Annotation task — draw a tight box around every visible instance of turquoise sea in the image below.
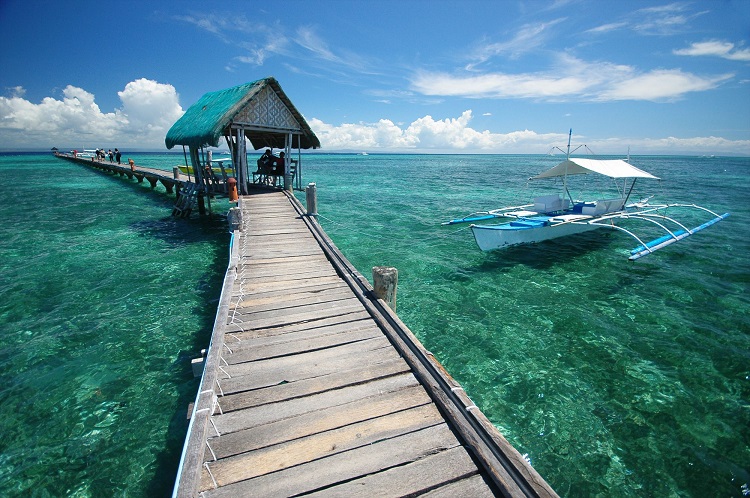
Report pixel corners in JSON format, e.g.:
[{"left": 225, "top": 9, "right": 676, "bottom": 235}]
[{"left": 0, "top": 152, "right": 748, "bottom": 497}]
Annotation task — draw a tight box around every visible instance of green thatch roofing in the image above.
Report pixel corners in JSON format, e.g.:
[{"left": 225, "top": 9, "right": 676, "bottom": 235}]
[{"left": 165, "top": 77, "right": 321, "bottom": 150}]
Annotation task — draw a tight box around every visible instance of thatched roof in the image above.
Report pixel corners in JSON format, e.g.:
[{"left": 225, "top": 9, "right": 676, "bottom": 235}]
[{"left": 165, "top": 77, "right": 321, "bottom": 150}]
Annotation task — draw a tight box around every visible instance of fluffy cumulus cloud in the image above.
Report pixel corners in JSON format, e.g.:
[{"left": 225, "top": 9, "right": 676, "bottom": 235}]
[
  {"left": 0, "top": 79, "right": 183, "bottom": 149},
  {"left": 308, "top": 111, "right": 750, "bottom": 155},
  {"left": 310, "top": 111, "right": 564, "bottom": 153}
]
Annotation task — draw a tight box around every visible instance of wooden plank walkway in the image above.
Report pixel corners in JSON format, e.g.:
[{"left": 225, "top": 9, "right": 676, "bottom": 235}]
[{"left": 174, "top": 190, "right": 558, "bottom": 498}]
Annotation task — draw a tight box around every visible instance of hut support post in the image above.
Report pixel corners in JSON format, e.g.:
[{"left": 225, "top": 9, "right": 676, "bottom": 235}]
[
  {"left": 296, "top": 146, "right": 302, "bottom": 190},
  {"left": 283, "top": 132, "right": 292, "bottom": 191},
  {"left": 237, "top": 128, "right": 248, "bottom": 195},
  {"left": 189, "top": 146, "right": 207, "bottom": 215}
]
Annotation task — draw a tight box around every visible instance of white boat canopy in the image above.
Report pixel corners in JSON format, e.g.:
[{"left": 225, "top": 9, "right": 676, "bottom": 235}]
[{"left": 532, "top": 158, "right": 659, "bottom": 180}]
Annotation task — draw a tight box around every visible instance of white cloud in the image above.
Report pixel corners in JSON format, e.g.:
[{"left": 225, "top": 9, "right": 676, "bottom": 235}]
[
  {"left": 0, "top": 79, "right": 183, "bottom": 149},
  {"left": 1, "top": 82, "right": 747, "bottom": 155},
  {"left": 310, "top": 111, "right": 565, "bottom": 152},
  {"left": 674, "top": 40, "right": 750, "bottom": 62},
  {"left": 632, "top": 2, "right": 706, "bottom": 35},
  {"left": 596, "top": 69, "right": 733, "bottom": 101},
  {"left": 466, "top": 18, "right": 567, "bottom": 69},
  {"left": 585, "top": 22, "right": 628, "bottom": 34},
  {"left": 307, "top": 112, "right": 750, "bottom": 155},
  {"left": 118, "top": 79, "right": 184, "bottom": 132},
  {"left": 411, "top": 54, "right": 733, "bottom": 102}
]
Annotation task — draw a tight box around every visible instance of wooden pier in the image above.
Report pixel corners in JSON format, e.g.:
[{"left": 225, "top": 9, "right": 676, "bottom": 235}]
[
  {"left": 174, "top": 190, "right": 558, "bottom": 497},
  {"left": 56, "top": 153, "right": 193, "bottom": 193},
  {"left": 55, "top": 152, "right": 233, "bottom": 217}
]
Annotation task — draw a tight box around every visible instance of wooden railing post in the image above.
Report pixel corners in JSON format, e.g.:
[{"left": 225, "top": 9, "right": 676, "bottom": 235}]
[
  {"left": 228, "top": 207, "right": 242, "bottom": 232},
  {"left": 372, "top": 266, "right": 398, "bottom": 311},
  {"left": 305, "top": 182, "right": 318, "bottom": 217}
]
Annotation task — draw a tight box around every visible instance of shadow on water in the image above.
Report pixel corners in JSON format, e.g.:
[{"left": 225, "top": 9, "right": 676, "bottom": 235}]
[
  {"left": 145, "top": 267, "right": 226, "bottom": 496},
  {"left": 145, "top": 268, "right": 228, "bottom": 496},
  {"left": 126, "top": 213, "right": 231, "bottom": 496},
  {"left": 475, "top": 230, "right": 619, "bottom": 271},
  {"left": 130, "top": 214, "right": 229, "bottom": 248},
  {"left": 80, "top": 164, "right": 181, "bottom": 209}
]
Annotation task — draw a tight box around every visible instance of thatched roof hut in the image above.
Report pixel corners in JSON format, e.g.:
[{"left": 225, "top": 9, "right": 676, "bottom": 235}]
[
  {"left": 165, "top": 77, "right": 320, "bottom": 151},
  {"left": 165, "top": 77, "right": 320, "bottom": 195}
]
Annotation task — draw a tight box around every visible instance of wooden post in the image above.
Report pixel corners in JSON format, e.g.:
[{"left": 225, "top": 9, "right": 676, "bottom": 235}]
[
  {"left": 372, "top": 266, "right": 398, "bottom": 311},
  {"left": 228, "top": 207, "right": 242, "bottom": 231},
  {"left": 173, "top": 167, "right": 180, "bottom": 179},
  {"left": 305, "top": 182, "right": 318, "bottom": 217}
]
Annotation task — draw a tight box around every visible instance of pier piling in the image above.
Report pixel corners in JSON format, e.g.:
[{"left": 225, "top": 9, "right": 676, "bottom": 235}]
[{"left": 372, "top": 266, "right": 398, "bottom": 311}]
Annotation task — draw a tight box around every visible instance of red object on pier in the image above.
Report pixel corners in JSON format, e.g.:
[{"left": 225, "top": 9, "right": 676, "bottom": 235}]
[{"left": 227, "top": 178, "right": 238, "bottom": 202}]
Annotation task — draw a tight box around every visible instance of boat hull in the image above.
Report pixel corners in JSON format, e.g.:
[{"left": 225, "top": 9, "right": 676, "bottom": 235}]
[{"left": 471, "top": 220, "right": 601, "bottom": 251}]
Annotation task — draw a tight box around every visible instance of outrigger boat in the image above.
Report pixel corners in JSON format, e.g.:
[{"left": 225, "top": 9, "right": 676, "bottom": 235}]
[{"left": 444, "top": 132, "right": 729, "bottom": 261}]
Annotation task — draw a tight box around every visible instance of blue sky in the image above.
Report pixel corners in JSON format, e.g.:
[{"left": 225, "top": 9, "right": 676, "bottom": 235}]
[{"left": 1, "top": 0, "right": 749, "bottom": 154}]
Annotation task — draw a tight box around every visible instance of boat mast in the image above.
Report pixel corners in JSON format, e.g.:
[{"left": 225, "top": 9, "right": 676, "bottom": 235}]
[{"left": 563, "top": 129, "right": 573, "bottom": 204}]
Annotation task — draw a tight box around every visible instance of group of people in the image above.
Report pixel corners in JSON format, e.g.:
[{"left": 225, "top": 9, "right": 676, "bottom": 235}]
[
  {"left": 257, "top": 149, "right": 286, "bottom": 174},
  {"left": 94, "top": 148, "right": 122, "bottom": 164},
  {"left": 255, "top": 149, "right": 294, "bottom": 186}
]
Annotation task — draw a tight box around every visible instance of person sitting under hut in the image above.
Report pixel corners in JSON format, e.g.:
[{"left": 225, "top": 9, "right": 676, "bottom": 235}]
[{"left": 255, "top": 149, "right": 274, "bottom": 184}]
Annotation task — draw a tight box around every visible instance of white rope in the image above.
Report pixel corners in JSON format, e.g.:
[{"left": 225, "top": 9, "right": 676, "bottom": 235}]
[
  {"left": 203, "top": 462, "right": 218, "bottom": 489},
  {"left": 209, "top": 418, "right": 221, "bottom": 437},
  {"left": 206, "top": 440, "right": 218, "bottom": 461}
]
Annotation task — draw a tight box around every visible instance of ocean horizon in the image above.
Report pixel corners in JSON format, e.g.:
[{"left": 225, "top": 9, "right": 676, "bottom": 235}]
[{"left": 1, "top": 152, "right": 748, "bottom": 497}]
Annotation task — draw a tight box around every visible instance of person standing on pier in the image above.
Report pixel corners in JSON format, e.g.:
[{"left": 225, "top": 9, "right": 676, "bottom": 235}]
[
  {"left": 115, "top": 149, "right": 121, "bottom": 164},
  {"left": 108, "top": 149, "right": 114, "bottom": 162}
]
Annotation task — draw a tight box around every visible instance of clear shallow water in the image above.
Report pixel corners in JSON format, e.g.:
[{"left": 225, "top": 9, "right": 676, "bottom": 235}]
[
  {"left": 0, "top": 153, "right": 231, "bottom": 496},
  {"left": 1, "top": 152, "right": 748, "bottom": 497},
  {"left": 298, "top": 154, "right": 750, "bottom": 497}
]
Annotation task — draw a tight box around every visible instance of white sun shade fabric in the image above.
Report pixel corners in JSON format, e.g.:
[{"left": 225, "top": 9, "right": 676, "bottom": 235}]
[{"left": 532, "top": 158, "right": 660, "bottom": 180}]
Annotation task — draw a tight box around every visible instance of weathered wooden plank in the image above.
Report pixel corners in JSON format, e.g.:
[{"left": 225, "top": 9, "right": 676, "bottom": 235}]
[
  {"left": 228, "top": 299, "right": 366, "bottom": 330},
  {"left": 302, "top": 445, "right": 479, "bottom": 497},
  {"left": 226, "top": 317, "right": 375, "bottom": 353},
  {"left": 234, "top": 282, "right": 348, "bottom": 308},
  {"left": 201, "top": 423, "right": 462, "bottom": 498},
  {"left": 231, "top": 289, "right": 359, "bottom": 319},
  {"left": 245, "top": 226, "right": 310, "bottom": 237},
  {"left": 420, "top": 474, "right": 498, "bottom": 498},
  {"left": 209, "top": 384, "right": 432, "bottom": 460},
  {"left": 214, "top": 372, "right": 420, "bottom": 434},
  {"left": 241, "top": 253, "right": 329, "bottom": 267},
  {"left": 218, "top": 356, "right": 411, "bottom": 412},
  {"left": 225, "top": 310, "right": 371, "bottom": 338},
  {"left": 232, "top": 274, "right": 341, "bottom": 294},
  {"left": 223, "top": 323, "right": 383, "bottom": 365},
  {"left": 242, "top": 244, "right": 316, "bottom": 256},
  {"left": 220, "top": 338, "right": 399, "bottom": 393},
  {"left": 241, "top": 262, "right": 340, "bottom": 280},
  {"left": 235, "top": 267, "right": 338, "bottom": 285},
  {"left": 199, "top": 404, "right": 448, "bottom": 491},
  {"left": 231, "top": 296, "right": 362, "bottom": 321},
  {"left": 234, "top": 287, "right": 356, "bottom": 314}
]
